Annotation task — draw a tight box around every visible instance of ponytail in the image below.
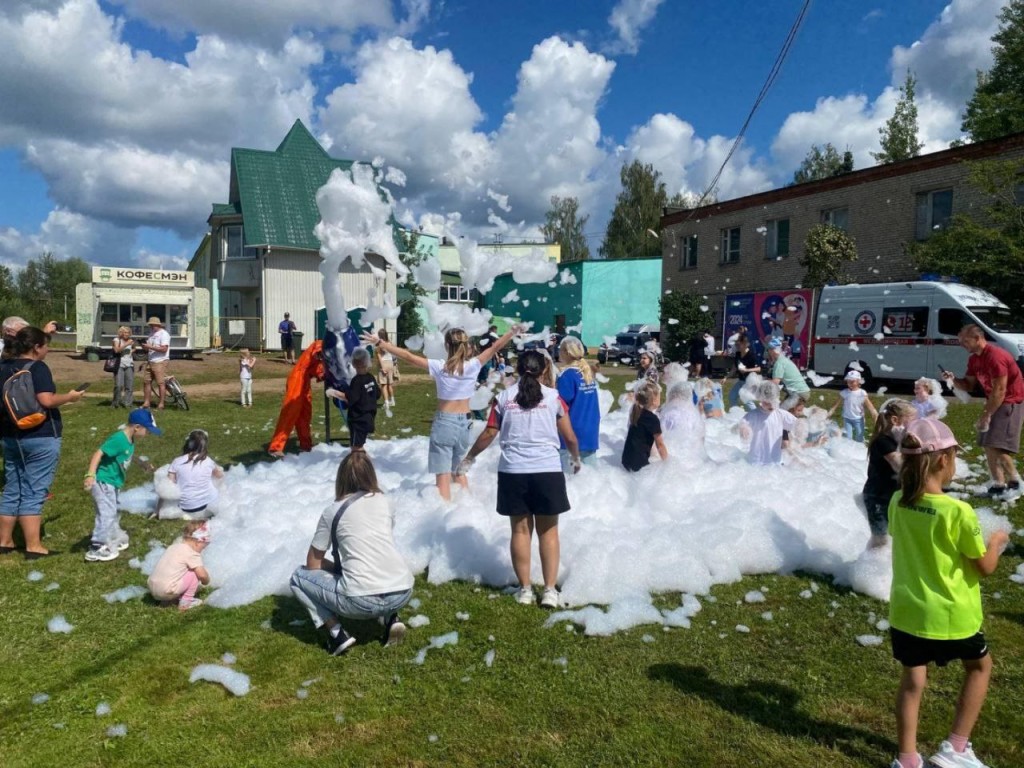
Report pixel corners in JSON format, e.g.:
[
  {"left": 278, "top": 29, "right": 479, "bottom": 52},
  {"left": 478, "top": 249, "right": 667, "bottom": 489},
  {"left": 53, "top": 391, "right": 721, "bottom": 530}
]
[
  {"left": 869, "top": 399, "right": 915, "bottom": 449},
  {"left": 182, "top": 429, "right": 210, "bottom": 466},
  {"left": 515, "top": 350, "right": 545, "bottom": 409},
  {"left": 558, "top": 336, "right": 593, "bottom": 385},
  {"left": 443, "top": 328, "right": 474, "bottom": 376}
]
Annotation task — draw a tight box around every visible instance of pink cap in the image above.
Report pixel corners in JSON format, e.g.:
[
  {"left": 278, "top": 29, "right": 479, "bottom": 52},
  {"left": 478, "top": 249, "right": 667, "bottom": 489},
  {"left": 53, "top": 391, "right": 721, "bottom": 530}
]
[
  {"left": 900, "top": 419, "right": 959, "bottom": 454},
  {"left": 189, "top": 522, "right": 211, "bottom": 542}
]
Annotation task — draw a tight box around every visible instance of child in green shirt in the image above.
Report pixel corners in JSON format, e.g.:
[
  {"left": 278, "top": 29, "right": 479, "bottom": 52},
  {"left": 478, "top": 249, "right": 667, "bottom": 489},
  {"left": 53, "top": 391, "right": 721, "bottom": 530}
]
[
  {"left": 83, "top": 408, "right": 161, "bottom": 562},
  {"left": 887, "top": 419, "right": 1009, "bottom": 768}
]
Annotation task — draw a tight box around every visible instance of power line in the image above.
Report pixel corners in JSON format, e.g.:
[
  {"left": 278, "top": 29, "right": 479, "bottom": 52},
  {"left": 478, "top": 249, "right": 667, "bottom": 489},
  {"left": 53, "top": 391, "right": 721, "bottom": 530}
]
[{"left": 689, "top": 0, "right": 813, "bottom": 213}]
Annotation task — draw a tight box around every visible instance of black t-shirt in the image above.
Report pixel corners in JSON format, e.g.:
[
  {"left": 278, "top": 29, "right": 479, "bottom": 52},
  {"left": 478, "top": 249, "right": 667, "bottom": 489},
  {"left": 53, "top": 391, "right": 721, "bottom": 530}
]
[
  {"left": 346, "top": 373, "right": 380, "bottom": 420},
  {"left": 0, "top": 359, "right": 61, "bottom": 439},
  {"left": 735, "top": 349, "right": 759, "bottom": 381},
  {"left": 688, "top": 337, "right": 708, "bottom": 365},
  {"left": 863, "top": 433, "right": 899, "bottom": 497},
  {"left": 621, "top": 409, "right": 662, "bottom": 471}
]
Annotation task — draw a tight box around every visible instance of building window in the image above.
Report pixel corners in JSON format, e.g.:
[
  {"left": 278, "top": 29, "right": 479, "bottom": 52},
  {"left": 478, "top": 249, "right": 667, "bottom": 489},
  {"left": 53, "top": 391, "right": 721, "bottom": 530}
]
[
  {"left": 438, "top": 284, "right": 479, "bottom": 303},
  {"left": 224, "top": 225, "right": 259, "bottom": 259},
  {"left": 679, "top": 234, "right": 698, "bottom": 270},
  {"left": 914, "top": 189, "right": 953, "bottom": 240},
  {"left": 720, "top": 227, "right": 741, "bottom": 264},
  {"left": 821, "top": 207, "right": 849, "bottom": 231},
  {"left": 765, "top": 219, "right": 790, "bottom": 259}
]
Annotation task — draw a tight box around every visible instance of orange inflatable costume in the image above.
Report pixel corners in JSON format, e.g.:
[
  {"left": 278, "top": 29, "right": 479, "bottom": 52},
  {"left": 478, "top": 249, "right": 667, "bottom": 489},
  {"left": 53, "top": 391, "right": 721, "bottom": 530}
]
[{"left": 268, "top": 341, "right": 325, "bottom": 455}]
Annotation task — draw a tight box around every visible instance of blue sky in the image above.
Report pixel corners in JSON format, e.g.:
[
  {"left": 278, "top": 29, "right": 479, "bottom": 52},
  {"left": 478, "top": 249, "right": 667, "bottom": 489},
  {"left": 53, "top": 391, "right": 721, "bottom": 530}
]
[{"left": 0, "top": 0, "right": 1007, "bottom": 270}]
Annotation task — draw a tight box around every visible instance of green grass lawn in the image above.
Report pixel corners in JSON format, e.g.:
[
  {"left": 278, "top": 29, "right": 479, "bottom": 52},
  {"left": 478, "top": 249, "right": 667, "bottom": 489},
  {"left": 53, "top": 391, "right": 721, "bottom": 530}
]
[{"left": 0, "top": 379, "right": 1021, "bottom": 768}]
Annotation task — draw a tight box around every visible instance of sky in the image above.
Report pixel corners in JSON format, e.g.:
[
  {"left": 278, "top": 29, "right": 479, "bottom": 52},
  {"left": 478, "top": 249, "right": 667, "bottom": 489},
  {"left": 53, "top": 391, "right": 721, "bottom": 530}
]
[{"left": 0, "top": 0, "right": 1009, "bottom": 273}]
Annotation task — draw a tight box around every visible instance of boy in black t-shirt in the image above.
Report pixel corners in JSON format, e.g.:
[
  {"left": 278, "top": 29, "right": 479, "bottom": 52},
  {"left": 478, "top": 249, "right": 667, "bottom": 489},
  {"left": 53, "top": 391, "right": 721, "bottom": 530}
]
[{"left": 343, "top": 349, "right": 381, "bottom": 450}]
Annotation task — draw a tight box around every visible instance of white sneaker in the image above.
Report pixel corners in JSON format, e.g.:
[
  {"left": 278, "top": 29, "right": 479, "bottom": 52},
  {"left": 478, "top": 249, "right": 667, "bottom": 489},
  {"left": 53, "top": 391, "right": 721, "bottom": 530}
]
[
  {"left": 889, "top": 757, "right": 922, "bottom": 768},
  {"left": 929, "top": 741, "right": 989, "bottom": 768},
  {"left": 514, "top": 586, "right": 535, "bottom": 605},
  {"left": 540, "top": 587, "right": 561, "bottom": 609},
  {"left": 113, "top": 535, "right": 130, "bottom": 552},
  {"left": 84, "top": 544, "right": 118, "bottom": 562},
  {"left": 178, "top": 598, "right": 204, "bottom": 612}
]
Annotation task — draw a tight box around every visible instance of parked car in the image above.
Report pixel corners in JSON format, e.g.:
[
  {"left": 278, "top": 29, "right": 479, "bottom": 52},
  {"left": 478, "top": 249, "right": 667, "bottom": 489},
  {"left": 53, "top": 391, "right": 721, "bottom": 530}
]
[{"left": 597, "top": 324, "right": 662, "bottom": 366}]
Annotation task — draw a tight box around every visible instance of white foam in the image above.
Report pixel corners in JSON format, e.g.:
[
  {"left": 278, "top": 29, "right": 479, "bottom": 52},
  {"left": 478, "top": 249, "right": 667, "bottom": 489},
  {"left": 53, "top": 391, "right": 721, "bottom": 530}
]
[
  {"left": 103, "top": 586, "right": 148, "bottom": 603},
  {"left": 47, "top": 615, "right": 74, "bottom": 634},
  {"left": 189, "top": 664, "right": 251, "bottom": 696}
]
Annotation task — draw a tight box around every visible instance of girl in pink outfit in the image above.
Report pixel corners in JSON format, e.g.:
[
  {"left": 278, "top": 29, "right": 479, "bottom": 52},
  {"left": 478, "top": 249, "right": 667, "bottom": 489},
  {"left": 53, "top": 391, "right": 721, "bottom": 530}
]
[{"left": 148, "top": 521, "right": 211, "bottom": 611}]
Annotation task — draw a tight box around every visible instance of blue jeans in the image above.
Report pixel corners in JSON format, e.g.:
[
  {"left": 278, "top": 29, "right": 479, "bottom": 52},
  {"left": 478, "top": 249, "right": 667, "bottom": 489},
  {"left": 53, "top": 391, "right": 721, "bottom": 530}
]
[
  {"left": 1, "top": 437, "right": 61, "bottom": 516},
  {"left": 290, "top": 567, "right": 412, "bottom": 630},
  {"left": 844, "top": 417, "right": 866, "bottom": 442},
  {"left": 428, "top": 412, "right": 473, "bottom": 474}
]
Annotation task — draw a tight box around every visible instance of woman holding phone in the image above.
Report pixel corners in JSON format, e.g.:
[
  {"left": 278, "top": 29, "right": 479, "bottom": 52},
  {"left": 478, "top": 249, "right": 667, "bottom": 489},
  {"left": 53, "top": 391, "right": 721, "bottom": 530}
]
[{"left": 0, "top": 326, "right": 85, "bottom": 558}]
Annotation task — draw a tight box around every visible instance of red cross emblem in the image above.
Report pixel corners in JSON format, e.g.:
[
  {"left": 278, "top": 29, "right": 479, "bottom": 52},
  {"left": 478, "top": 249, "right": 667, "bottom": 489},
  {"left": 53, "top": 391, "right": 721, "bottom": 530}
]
[{"left": 855, "top": 311, "right": 875, "bottom": 334}]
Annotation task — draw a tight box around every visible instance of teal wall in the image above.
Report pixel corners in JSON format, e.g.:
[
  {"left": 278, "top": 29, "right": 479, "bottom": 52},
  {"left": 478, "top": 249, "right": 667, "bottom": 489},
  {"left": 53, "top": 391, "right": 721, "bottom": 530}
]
[{"left": 480, "top": 258, "right": 661, "bottom": 349}]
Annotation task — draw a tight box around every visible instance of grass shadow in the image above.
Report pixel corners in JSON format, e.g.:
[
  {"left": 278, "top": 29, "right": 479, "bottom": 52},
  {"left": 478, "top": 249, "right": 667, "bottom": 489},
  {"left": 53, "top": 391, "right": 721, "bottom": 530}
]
[
  {"left": 993, "top": 610, "right": 1024, "bottom": 628},
  {"left": 269, "top": 594, "right": 385, "bottom": 652},
  {"left": 648, "top": 663, "right": 895, "bottom": 763}
]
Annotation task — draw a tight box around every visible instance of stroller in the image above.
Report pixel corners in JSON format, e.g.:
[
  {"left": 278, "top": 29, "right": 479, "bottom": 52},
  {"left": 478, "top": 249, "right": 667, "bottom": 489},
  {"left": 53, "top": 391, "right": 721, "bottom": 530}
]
[{"left": 164, "top": 375, "right": 190, "bottom": 411}]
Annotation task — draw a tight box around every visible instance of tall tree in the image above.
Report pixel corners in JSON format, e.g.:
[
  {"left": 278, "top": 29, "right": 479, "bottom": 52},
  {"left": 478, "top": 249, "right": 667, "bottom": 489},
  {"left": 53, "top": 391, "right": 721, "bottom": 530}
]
[
  {"left": 792, "top": 143, "right": 854, "bottom": 184},
  {"left": 659, "top": 291, "right": 709, "bottom": 362},
  {"left": 395, "top": 231, "right": 429, "bottom": 343},
  {"left": 667, "top": 189, "right": 719, "bottom": 209},
  {"left": 600, "top": 160, "right": 667, "bottom": 259},
  {"left": 15, "top": 252, "right": 89, "bottom": 322},
  {"left": 962, "top": 0, "right": 1024, "bottom": 142},
  {"left": 872, "top": 71, "right": 924, "bottom": 164},
  {"left": 800, "top": 225, "right": 858, "bottom": 287},
  {"left": 910, "top": 159, "right": 1024, "bottom": 312},
  {"left": 540, "top": 195, "right": 590, "bottom": 262}
]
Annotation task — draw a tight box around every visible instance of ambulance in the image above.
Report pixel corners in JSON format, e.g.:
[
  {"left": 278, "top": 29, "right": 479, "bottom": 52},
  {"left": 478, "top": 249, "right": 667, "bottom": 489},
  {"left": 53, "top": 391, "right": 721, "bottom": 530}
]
[{"left": 811, "top": 282, "right": 1024, "bottom": 384}]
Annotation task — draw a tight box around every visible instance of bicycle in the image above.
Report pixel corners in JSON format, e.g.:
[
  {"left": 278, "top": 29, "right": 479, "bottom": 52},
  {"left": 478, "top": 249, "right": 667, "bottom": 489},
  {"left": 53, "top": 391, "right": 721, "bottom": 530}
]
[{"left": 164, "top": 375, "right": 190, "bottom": 411}]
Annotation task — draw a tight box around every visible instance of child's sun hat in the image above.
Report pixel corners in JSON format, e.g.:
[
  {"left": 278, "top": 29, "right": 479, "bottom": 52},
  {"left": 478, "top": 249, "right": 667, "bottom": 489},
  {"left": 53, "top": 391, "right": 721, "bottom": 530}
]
[{"left": 900, "top": 419, "right": 959, "bottom": 454}]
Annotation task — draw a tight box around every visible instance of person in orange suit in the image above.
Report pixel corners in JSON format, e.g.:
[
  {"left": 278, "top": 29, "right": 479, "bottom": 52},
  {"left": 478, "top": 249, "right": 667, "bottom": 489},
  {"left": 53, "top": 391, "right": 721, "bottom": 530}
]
[{"left": 268, "top": 341, "right": 325, "bottom": 457}]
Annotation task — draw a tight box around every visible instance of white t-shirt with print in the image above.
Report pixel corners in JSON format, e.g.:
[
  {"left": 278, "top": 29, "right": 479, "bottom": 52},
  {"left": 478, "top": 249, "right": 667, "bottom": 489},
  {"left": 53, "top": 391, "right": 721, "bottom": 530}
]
[
  {"left": 840, "top": 388, "right": 869, "bottom": 420},
  {"left": 146, "top": 328, "right": 171, "bottom": 363},
  {"left": 427, "top": 358, "right": 482, "bottom": 400},
  {"left": 744, "top": 407, "right": 797, "bottom": 465},
  {"left": 169, "top": 455, "right": 219, "bottom": 510},
  {"left": 493, "top": 383, "right": 565, "bottom": 474}
]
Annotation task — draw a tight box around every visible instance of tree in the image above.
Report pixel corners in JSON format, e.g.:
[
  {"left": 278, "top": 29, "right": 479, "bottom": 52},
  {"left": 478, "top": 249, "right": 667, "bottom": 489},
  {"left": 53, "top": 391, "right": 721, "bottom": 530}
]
[
  {"left": 962, "top": 0, "right": 1024, "bottom": 142},
  {"left": 667, "top": 189, "right": 719, "bottom": 209},
  {"left": 910, "top": 159, "right": 1024, "bottom": 312},
  {"left": 600, "top": 160, "right": 667, "bottom": 259},
  {"left": 800, "top": 225, "right": 858, "bottom": 287},
  {"left": 395, "top": 231, "right": 429, "bottom": 342},
  {"left": 659, "top": 291, "right": 709, "bottom": 362},
  {"left": 872, "top": 71, "right": 923, "bottom": 164},
  {"left": 540, "top": 196, "right": 590, "bottom": 262},
  {"left": 14, "top": 252, "right": 89, "bottom": 324},
  {"left": 792, "top": 143, "right": 854, "bottom": 184}
]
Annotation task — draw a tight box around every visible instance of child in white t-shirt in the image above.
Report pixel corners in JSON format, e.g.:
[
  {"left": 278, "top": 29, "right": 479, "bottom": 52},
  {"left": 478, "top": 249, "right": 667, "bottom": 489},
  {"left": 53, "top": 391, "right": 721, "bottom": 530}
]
[
  {"left": 168, "top": 430, "right": 224, "bottom": 517},
  {"left": 239, "top": 348, "right": 256, "bottom": 407},
  {"left": 912, "top": 377, "right": 947, "bottom": 420},
  {"left": 148, "top": 521, "right": 211, "bottom": 611},
  {"left": 828, "top": 370, "right": 878, "bottom": 442},
  {"left": 740, "top": 381, "right": 797, "bottom": 465}
]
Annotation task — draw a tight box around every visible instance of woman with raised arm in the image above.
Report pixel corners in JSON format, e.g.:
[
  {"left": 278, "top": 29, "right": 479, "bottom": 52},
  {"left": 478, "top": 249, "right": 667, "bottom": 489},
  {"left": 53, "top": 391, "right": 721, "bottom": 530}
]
[{"left": 361, "top": 324, "right": 520, "bottom": 500}]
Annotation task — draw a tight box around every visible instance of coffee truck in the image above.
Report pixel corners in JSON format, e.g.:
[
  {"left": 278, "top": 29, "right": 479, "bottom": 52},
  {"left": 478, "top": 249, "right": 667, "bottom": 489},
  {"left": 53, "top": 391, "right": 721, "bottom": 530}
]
[{"left": 76, "top": 267, "right": 211, "bottom": 360}]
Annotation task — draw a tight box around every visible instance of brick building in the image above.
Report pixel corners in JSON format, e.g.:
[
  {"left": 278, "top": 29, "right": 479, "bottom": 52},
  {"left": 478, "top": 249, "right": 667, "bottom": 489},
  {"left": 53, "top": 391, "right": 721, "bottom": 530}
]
[{"left": 659, "top": 132, "right": 1024, "bottom": 341}]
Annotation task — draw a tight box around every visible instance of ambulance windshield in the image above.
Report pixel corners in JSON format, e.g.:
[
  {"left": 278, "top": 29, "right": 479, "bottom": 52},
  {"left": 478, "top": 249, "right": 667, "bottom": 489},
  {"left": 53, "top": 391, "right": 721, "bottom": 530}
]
[{"left": 969, "top": 306, "right": 1024, "bottom": 335}]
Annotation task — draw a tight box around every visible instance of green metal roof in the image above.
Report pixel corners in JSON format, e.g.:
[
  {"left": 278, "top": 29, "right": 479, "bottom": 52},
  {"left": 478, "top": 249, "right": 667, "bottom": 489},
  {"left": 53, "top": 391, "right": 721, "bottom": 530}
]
[{"left": 217, "top": 120, "right": 353, "bottom": 251}]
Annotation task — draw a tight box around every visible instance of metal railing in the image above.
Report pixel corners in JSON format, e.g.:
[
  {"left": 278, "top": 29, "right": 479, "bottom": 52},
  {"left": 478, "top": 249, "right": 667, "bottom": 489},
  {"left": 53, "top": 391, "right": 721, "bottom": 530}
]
[{"left": 213, "top": 316, "right": 264, "bottom": 352}]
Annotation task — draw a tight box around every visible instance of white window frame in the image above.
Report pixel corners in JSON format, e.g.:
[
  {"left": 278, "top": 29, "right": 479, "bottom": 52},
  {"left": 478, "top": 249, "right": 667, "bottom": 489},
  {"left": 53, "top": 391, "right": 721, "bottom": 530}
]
[{"left": 720, "top": 227, "right": 741, "bottom": 264}]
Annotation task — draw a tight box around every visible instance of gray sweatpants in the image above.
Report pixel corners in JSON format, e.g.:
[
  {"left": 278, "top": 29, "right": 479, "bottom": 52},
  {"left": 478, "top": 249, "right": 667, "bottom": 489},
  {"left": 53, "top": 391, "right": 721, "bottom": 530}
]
[{"left": 90, "top": 482, "right": 126, "bottom": 548}]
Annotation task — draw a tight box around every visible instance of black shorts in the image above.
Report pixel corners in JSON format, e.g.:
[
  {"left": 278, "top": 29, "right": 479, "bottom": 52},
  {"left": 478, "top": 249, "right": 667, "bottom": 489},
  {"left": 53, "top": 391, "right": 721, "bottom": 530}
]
[
  {"left": 890, "top": 627, "right": 989, "bottom": 668},
  {"left": 496, "top": 471, "right": 570, "bottom": 517}
]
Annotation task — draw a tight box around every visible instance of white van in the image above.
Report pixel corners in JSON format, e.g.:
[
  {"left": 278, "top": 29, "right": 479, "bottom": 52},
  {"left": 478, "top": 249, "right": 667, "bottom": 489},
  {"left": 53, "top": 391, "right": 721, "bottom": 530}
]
[{"left": 812, "top": 282, "right": 1024, "bottom": 384}]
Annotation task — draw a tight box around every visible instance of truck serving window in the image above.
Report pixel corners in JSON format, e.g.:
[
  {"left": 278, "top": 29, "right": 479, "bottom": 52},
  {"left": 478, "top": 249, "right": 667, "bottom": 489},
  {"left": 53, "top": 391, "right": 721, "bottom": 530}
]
[
  {"left": 968, "top": 306, "right": 1024, "bottom": 335},
  {"left": 882, "top": 307, "right": 928, "bottom": 337}
]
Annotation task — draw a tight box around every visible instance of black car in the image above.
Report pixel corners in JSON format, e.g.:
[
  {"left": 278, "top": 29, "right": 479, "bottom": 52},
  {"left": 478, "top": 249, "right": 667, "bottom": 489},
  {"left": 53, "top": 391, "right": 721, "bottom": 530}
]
[{"left": 597, "top": 324, "right": 661, "bottom": 366}]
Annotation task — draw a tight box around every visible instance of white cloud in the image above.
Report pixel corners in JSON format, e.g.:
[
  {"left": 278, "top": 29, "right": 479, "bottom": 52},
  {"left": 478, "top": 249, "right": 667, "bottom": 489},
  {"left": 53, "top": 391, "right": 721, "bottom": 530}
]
[
  {"left": 109, "top": 0, "right": 399, "bottom": 47},
  {"left": 604, "top": 0, "right": 665, "bottom": 55},
  {"left": 0, "top": 210, "right": 137, "bottom": 270}
]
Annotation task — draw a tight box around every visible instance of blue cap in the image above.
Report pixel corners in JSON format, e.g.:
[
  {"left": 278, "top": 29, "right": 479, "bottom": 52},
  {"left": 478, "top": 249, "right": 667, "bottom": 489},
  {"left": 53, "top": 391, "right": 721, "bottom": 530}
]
[
  {"left": 767, "top": 338, "right": 783, "bottom": 349},
  {"left": 128, "top": 408, "right": 163, "bottom": 435}
]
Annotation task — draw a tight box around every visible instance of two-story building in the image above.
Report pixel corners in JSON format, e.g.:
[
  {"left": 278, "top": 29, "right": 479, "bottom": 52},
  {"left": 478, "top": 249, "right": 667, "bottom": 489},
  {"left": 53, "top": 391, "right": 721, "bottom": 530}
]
[{"left": 660, "top": 131, "right": 1024, "bottom": 343}]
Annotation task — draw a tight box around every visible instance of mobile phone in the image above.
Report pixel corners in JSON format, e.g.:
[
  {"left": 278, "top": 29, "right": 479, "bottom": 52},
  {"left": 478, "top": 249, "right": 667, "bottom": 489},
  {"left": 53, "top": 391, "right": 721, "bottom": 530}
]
[
  {"left": 937, "top": 364, "right": 948, "bottom": 374},
  {"left": 73, "top": 382, "right": 91, "bottom": 392}
]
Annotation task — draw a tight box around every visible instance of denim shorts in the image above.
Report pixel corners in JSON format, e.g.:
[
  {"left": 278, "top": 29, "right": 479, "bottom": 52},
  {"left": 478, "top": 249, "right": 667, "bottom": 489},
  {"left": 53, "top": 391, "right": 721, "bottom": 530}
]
[
  {"left": 428, "top": 412, "right": 473, "bottom": 474},
  {"left": 1, "top": 436, "right": 62, "bottom": 517}
]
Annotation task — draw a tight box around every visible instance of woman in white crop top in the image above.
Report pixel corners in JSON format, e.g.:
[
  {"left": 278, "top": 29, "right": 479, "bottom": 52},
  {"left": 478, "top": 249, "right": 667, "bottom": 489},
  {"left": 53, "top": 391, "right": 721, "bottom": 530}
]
[{"left": 362, "top": 325, "right": 520, "bottom": 500}]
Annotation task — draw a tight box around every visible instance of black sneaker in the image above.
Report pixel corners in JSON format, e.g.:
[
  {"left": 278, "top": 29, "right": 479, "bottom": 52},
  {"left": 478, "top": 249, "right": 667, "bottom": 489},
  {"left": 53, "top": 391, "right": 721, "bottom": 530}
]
[
  {"left": 987, "top": 485, "right": 1007, "bottom": 497},
  {"left": 1008, "top": 480, "right": 1020, "bottom": 491},
  {"left": 382, "top": 613, "right": 406, "bottom": 647},
  {"left": 326, "top": 628, "right": 357, "bottom": 656}
]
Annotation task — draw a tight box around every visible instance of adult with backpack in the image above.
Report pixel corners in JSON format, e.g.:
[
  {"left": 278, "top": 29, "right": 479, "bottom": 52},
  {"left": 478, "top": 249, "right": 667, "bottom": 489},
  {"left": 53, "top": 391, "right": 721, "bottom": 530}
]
[{"left": 0, "top": 326, "right": 85, "bottom": 558}]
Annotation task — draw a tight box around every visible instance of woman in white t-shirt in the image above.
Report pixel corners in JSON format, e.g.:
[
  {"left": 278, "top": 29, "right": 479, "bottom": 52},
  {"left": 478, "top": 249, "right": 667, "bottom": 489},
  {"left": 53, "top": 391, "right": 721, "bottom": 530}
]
[
  {"left": 289, "top": 451, "right": 414, "bottom": 655},
  {"left": 168, "top": 430, "right": 224, "bottom": 516},
  {"left": 361, "top": 325, "right": 520, "bottom": 501},
  {"left": 457, "top": 350, "right": 581, "bottom": 609}
]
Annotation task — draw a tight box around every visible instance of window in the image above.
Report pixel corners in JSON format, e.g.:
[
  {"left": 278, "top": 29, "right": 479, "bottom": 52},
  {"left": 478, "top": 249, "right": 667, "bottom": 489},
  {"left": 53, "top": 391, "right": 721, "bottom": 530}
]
[
  {"left": 438, "top": 284, "right": 478, "bottom": 303},
  {"left": 679, "top": 234, "right": 698, "bottom": 269},
  {"left": 720, "top": 227, "right": 740, "bottom": 264},
  {"left": 821, "top": 207, "right": 849, "bottom": 231},
  {"left": 224, "top": 225, "right": 259, "bottom": 259},
  {"left": 882, "top": 307, "right": 929, "bottom": 337},
  {"left": 937, "top": 308, "right": 971, "bottom": 337},
  {"left": 765, "top": 219, "right": 790, "bottom": 259},
  {"left": 914, "top": 189, "right": 953, "bottom": 240}
]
